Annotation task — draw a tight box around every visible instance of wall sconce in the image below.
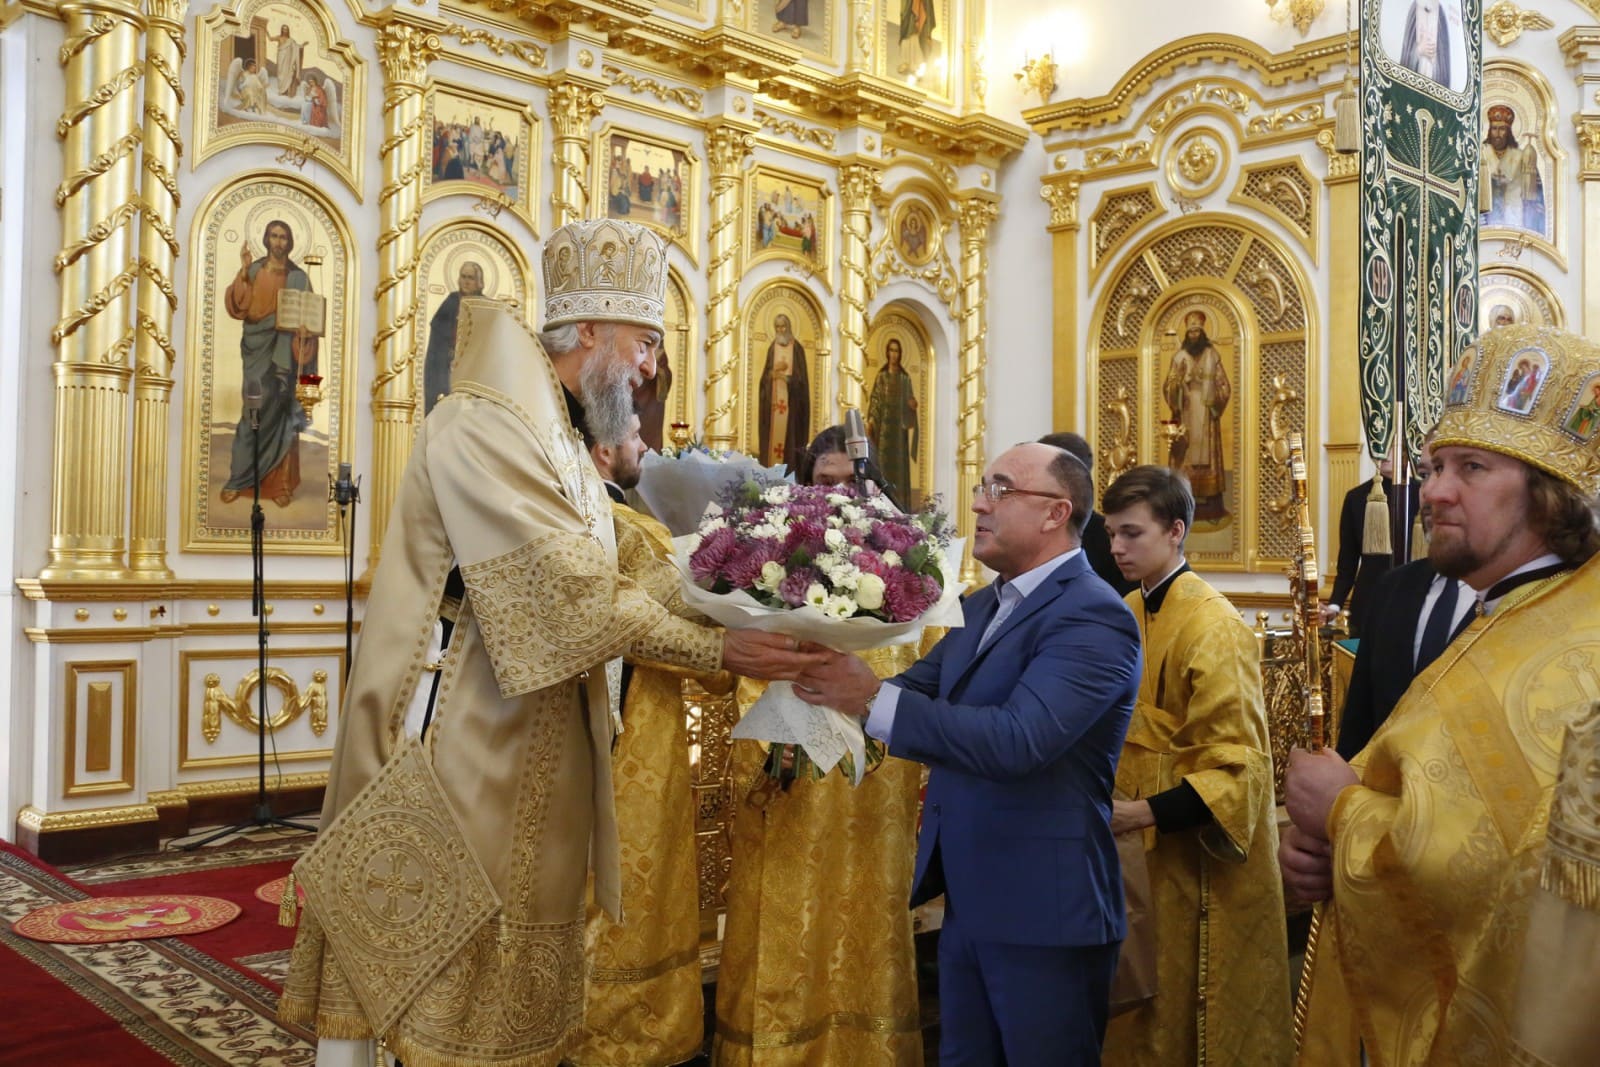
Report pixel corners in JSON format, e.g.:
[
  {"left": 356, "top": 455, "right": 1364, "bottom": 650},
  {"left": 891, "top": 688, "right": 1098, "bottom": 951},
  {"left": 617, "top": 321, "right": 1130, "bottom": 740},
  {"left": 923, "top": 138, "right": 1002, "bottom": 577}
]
[
  {"left": 1015, "top": 52, "right": 1058, "bottom": 104},
  {"left": 1265, "top": 0, "right": 1326, "bottom": 36}
]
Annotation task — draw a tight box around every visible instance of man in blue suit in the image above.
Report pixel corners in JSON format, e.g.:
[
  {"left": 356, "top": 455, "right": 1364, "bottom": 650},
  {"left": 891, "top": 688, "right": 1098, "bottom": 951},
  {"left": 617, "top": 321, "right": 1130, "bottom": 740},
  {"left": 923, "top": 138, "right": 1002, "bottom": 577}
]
[{"left": 797, "top": 441, "right": 1143, "bottom": 1064}]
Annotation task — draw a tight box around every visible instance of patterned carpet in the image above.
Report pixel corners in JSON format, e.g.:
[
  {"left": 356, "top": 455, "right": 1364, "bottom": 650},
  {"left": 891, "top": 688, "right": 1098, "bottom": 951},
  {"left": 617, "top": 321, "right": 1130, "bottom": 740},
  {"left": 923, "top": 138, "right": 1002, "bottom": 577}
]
[{"left": 0, "top": 841, "right": 314, "bottom": 1066}]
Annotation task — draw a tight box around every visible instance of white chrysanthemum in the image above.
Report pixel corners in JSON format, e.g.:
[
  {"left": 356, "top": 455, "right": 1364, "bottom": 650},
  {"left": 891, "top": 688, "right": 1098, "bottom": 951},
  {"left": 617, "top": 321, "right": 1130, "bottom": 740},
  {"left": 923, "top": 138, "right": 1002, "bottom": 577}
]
[
  {"left": 821, "top": 594, "right": 857, "bottom": 620},
  {"left": 826, "top": 515, "right": 844, "bottom": 529},
  {"left": 851, "top": 517, "right": 874, "bottom": 534},
  {"left": 762, "top": 484, "right": 793, "bottom": 505},
  {"left": 856, "top": 572, "right": 886, "bottom": 611},
  {"left": 700, "top": 516, "right": 727, "bottom": 533},
  {"left": 757, "top": 560, "right": 786, "bottom": 593},
  {"left": 841, "top": 504, "right": 865, "bottom": 524},
  {"left": 882, "top": 550, "right": 902, "bottom": 568},
  {"left": 824, "top": 528, "right": 846, "bottom": 550},
  {"left": 804, "top": 583, "right": 828, "bottom": 609},
  {"left": 826, "top": 492, "right": 851, "bottom": 506},
  {"left": 750, "top": 522, "right": 787, "bottom": 541}
]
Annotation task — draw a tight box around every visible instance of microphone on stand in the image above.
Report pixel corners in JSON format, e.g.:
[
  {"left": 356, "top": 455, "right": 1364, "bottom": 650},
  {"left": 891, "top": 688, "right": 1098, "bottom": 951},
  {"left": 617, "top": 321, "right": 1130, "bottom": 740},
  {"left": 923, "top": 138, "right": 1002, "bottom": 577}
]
[
  {"left": 844, "top": 408, "right": 871, "bottom": 492},
  {"left": 242, "top": 379, "right": 263, "bottom": 430},
  {"left": 332, "top": 461, "right": 360, "bottom": 507}
]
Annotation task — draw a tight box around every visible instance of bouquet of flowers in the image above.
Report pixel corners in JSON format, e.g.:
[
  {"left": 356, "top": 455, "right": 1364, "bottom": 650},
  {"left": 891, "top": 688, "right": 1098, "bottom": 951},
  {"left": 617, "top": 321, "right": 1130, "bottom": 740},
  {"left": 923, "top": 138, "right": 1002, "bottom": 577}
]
[
  {"left": 673, "top": 481, "right": 965, "bottom": 783},
  {"left": 634, "top": 444, "right": 791, "bottom": 536}
]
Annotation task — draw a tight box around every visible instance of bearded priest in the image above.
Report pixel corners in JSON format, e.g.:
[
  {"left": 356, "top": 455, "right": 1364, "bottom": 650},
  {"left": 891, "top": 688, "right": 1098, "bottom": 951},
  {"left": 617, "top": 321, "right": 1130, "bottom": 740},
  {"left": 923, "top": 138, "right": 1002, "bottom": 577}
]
[
  {"left": 278, "top": 219, "right": 820, "bottom": 1067},
  {"left": 1285, "top": 325, "right": 1600, "bottom": 1065}
]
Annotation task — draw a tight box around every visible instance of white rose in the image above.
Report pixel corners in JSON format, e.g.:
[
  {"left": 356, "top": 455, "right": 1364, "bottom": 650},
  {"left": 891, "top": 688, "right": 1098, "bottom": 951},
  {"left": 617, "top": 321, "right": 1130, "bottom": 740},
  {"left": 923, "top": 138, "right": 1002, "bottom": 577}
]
[
  {"left": 824, "top": 528, "right": 846, "bottom": 550},
  {"left": 822, "top": 594, "right": 858, "bottom": 620},
  {"left": 757, "top": 560, "right": 787, "bottom": 592},
  {"left": 826, "top": 493, "right": 851, "bottom": 506},
  {"left": 841, "top": 505, "right": 865, "bottom": 524},
  {"left": 882, "top": 550, "right": 902, "bottom": 568},
  {"left": 804, "top": 583, "right": 828, "bottom": 609},
  {"left": 855, "top": 572, "right": 886, "bottom": 611},
  {"left": 762, "top": 484, "right": 793, "bottom": 505}
]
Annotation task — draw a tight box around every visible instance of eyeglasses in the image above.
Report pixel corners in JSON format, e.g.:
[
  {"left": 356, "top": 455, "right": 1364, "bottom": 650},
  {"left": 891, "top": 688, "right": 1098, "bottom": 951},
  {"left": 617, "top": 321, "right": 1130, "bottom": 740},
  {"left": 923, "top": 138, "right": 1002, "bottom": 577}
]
[{"left": 971, "top": 481, "right": 1067, "bottom": 504}]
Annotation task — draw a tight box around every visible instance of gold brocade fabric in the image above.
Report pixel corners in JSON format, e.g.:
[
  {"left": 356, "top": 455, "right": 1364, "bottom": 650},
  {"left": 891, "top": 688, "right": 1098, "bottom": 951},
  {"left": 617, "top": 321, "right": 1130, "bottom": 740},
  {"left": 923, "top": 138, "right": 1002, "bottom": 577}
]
[
  {"left": 575, "top": 505, "right": 718, "bottom": 1067},
  {"left": 279, "top": 304, "right": 723, "bottom": 1067},
  {"left": 1102, "top": 573, "right": 1291, "bottom": 1067},
  {"left": 1509, "top": 701, "right": 1600, "bottom": 1067},
  {"left": 712, "top": 643, "right": 926, "bottom": 1067},
  {"left": 1297, "top": 557, "right": 1600, "bottom": 1067}
]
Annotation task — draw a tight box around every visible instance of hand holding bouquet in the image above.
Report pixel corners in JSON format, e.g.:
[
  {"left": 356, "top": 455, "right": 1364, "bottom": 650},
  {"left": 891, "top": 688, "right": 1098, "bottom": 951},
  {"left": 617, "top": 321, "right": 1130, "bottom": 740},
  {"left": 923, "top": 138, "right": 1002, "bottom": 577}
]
[{"left": 674, "top": 481, "right": 964, "bottom": 783}]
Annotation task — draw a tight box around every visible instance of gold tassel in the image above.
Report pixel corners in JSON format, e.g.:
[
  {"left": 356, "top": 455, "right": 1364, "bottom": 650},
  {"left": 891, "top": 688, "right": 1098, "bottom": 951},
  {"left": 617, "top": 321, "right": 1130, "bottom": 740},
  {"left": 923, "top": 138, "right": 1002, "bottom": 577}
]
[
  {"left": 1542, "top": 850, "right": 1600, "bottom": 911},
  {"left": 1333, "top": 76, "right": 1360, "bottom": 154},
  {"left": 278, "top": 870, "right": 299, "bottom": 927},
  {"left": 1411, "top": 511, "right": 1428, "bottom": 561},
  {"left": 1361, "top": 476, "right": 1391, "bottom": 555}
]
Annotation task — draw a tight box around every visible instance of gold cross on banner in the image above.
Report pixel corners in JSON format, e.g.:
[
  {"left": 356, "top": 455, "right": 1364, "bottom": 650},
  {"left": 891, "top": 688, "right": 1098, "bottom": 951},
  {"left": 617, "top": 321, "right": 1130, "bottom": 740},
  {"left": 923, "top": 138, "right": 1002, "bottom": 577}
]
[{"left": 1386, "top": 108, "right": 1467, "bottom": 394}]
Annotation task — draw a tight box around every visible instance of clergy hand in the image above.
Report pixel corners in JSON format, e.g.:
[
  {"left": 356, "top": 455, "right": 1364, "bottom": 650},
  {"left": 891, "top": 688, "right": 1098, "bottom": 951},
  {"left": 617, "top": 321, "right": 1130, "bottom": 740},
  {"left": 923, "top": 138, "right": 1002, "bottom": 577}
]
[
  {"left": 792, "top": 650, "right": 879, "bottom": 717},
  {"left": 720, "top": 629, "right": 829, "bottom": 682},
  {"left": 1111, "top": 799, "right": 1155, "bottom": 836},
  {"left": 1284, "top": 747, "right": 1359, "bottom": 840},
  {"left": 1279, "top": 825, "right": 1334, "bottom": 903}
]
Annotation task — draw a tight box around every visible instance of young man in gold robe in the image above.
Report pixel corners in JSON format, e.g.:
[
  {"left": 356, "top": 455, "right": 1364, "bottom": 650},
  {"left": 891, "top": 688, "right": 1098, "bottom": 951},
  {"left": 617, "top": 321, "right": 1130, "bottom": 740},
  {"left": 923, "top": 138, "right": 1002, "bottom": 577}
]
[
  {"left": 279, "top": 220, "right": 819, "bottom": 1067},
  {"left": 1097, "top": 464, "right": 1290, "bottom": 1065},
  {"left": 712, "top": 427, "right": 926, "bottom": 1066},
  {"left": 1284, "top": 324, "right": 1600, "bottom": 1065},
  {"left": 574, "top": 413, "right": 723, "bottom": 1067}
]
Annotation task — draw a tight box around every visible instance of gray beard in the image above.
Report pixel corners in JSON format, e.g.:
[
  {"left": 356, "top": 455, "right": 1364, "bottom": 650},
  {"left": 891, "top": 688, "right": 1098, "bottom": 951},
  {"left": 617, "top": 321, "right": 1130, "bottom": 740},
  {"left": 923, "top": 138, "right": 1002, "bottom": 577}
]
[{"left": 579, "top": 338, "right": 637, "bottom": 447}]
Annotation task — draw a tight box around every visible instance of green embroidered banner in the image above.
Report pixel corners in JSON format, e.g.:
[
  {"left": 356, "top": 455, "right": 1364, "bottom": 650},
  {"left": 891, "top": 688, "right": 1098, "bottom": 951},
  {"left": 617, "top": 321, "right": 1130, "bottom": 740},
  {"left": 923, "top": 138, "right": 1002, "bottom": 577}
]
[{"left": 1360, "top": 0, "right": 1482, "bottom": 463}]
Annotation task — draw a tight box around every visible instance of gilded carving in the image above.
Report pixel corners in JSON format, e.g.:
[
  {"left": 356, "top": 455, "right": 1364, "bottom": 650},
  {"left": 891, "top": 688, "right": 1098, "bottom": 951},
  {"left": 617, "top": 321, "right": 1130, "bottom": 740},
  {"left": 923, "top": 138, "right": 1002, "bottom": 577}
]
[
  {"left": 1165, "top": 129, "right": 1227, "bottom": 199},
  {"left": 438, "top": 23, "right": 546, "bottom": 68},
  {"left": 377, "top": 23, "right": 441, "bottom": 87},
  {"left": 703, "top": 124, "right": 755, "bottom": 446},
  {"left": 838, "top": 163, "right": 879, "bottom": 412},
  {"left": 201, "top": 668, "right": 329, "bottom": 742},
  {"left": 1090, "top": 184, "right": 1163, "bottom": 278},
  {"left": 1484, "top": 1, "right": 1555, "bottom": 48},
  {"left": 753, "top": 109, "right": 836, "bottom": 150},
  {"left": 955, "top": 197, "right": 998, "bottom": 581},
  {"left": 1145, "top": 83, "right": 1251, "bottom": 134},
  {"left": 1102, "top": 382, "right": 1138, "bottom": 485},
  {"left": 549, "top": 82, "right": 606, "bottom": 227},
  {"left": 604, "top": 65, "right": 702, "bottom": 112},
  {"left": 1316, "top": 128, "right": 1361, "bottom": 180},
  {"left": 1578, "top": 119, "right": 1600, "bottom": 179},
  {"left": 1231, "top": 159, "right": 1318, "bottom": 256},
  {"left": 1085, "top": 140, "right": 1152, "bottom": 171},
  {"left": 1040, "top": 176, "right": 1080, "bottom": 230},
  {"left": 1245, "top": 102, "right": 1324, "bottom": 137}
]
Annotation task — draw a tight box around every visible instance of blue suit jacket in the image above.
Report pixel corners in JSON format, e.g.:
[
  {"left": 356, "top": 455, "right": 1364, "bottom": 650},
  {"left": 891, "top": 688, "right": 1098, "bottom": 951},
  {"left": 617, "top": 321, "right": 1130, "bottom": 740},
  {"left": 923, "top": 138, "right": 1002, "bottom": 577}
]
[{"left": 890, "top": 551, "right": 1141, "bottom": 947}]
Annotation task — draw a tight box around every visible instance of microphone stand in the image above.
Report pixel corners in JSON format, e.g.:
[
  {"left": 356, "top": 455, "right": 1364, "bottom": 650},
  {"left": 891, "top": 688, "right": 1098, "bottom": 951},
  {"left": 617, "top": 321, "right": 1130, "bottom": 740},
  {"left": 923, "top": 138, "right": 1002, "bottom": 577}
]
[
  {"left": 183, "top": 386, "right": 316, "bottom": 850},
  {"left": 332, "top": 467, "right": 360, "bottom": 682}
]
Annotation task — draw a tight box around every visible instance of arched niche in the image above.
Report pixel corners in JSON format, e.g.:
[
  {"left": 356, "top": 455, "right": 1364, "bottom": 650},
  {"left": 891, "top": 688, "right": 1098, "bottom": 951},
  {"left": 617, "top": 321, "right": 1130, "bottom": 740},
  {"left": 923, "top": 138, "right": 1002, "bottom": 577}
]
[
  {"left": 1089, "top": 213, "right": 1317, "bottom": 572},
  {"left": 739, "top": 279, "right": 831, "bottom": 472}
]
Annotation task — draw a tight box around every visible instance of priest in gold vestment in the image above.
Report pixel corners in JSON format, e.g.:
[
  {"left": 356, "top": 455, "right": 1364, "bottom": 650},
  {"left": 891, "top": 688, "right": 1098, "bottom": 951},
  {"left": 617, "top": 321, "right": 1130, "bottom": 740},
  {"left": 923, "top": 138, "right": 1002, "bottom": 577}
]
[
  {"left": 280, "top": 220, "right": 817, "bottom": 1067},
  {"left": 575, "top": 412, "right": 720, "bottom": 1067},
  {"left": 1284, "top": 325, "right": 1600, "bottom": 1066},
  {"left": 713, "top": 428, "right": 926, "bottom": 1066},
  {"left": 1098, "top": 465, "right": 1290, "bottom": 1066}
]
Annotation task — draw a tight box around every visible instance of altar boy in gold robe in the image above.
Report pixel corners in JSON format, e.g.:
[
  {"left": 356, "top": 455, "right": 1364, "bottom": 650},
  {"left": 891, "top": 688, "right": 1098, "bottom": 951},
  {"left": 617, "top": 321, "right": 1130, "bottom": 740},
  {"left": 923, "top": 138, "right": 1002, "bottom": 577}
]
[
  {"left": 1284, "top": 324, "right": 1600, "bottom": 1065},
  {"left": 1098, "top": 464, "right": 1290, "bottom": 1066},
  {"left": 574, "top": 413, "right": 722, "bottom": 1067}
]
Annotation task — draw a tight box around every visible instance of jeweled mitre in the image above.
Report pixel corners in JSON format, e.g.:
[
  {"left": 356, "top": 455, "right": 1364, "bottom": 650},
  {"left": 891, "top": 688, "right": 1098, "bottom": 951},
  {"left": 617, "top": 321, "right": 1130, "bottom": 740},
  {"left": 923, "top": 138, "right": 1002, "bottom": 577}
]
[
  {"left": 541, "top": 218, "right": 668, "bottom": 332},
  {"left": 1435, "top": 324, "right": 1600, "bottom": 492}
]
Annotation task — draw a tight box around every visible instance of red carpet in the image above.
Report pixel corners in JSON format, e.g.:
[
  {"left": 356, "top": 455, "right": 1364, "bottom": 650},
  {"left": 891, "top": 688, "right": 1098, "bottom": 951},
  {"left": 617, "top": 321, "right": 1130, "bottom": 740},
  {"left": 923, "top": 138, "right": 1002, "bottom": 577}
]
[{"left": 0, "top": 840, "right": 313, "bottom": 1065}]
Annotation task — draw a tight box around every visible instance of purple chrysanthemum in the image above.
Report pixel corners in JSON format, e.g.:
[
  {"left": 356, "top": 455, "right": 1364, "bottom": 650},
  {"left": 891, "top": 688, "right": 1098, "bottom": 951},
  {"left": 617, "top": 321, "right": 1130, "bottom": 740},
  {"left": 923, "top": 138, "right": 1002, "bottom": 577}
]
[
  {"left": 882, "top": 570, "right": 940, "bottom": 622},
  {"left": 784, "top": 519, "right": 828, "bottom": 558},
  {"left": 777, "top": 566, "right": 823, "bottom": 607},
  {"left": 689, "top": 526, "right": 739, "bottom": 584},
  {"left": 725, "top": 539, "right": 786, "bottom": 591},
  {"left": 868, "top": 520, "right": 925, "bottom": 555}
]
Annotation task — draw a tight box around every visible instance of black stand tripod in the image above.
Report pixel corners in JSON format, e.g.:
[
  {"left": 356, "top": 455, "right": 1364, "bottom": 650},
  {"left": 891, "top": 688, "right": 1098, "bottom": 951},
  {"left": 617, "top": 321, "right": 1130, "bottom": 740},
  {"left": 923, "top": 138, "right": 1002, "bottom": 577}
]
[{"left": 184, "top": 385, "right": 316, "bottom": 850}]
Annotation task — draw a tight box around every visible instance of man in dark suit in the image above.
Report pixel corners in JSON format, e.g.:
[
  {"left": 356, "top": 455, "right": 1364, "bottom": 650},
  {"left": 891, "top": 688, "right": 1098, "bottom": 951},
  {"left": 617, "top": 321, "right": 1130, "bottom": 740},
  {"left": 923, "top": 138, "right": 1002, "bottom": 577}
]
[
  {"left": 1326, "top": 458, "right": 1421, "bottom": 636},
  {"left": 1038, "top": 430, "right": 1138, "bottom": 596},
  {"left": 1334, "top": 443, "right": 1472, "bottom": 757},
  {"left": 797, "top": 442, "right": 1143, "bottom": 1064}
]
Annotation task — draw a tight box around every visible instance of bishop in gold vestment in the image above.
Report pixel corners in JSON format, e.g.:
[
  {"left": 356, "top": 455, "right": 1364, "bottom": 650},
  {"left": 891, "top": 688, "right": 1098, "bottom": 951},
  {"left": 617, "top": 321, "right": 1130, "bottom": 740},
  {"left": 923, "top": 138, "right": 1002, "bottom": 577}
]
[
  {"left": 1289, "top": 324, "right": 1600, "bottom": 1066},
  {"left": 1102, "top": 570, "right": 1289, "bottom": 1065},
  {"left": 575, "top": 499, "right": 722, "bottom": 1067}
]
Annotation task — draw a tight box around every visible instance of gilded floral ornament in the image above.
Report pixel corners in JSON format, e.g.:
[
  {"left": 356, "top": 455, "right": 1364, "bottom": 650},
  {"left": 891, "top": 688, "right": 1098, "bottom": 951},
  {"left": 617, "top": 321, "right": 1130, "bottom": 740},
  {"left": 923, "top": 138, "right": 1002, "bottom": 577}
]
[
  {"left": 378, "top": 23, "right": 440, "bottom": 87},
  {"left": 1483, "top": 1, "right": 1554, "bottom": 48}
]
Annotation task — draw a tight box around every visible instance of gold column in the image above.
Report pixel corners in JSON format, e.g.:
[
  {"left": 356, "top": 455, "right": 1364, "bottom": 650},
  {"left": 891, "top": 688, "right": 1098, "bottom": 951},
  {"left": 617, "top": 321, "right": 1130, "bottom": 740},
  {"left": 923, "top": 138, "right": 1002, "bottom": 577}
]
[
  {"left": 1576, "top": 118, "right": 1600, "bottom": 336},
  {"left": 44, "top": 1, "right": 146, "bottom": 580},
  {"left": 1318, "top": 129, "right": 1363, "bottom": 581},
  {"left": 837, "top": 161, "right": 880, "bottom": 414},
  {"left": 368, "top": 22, "right": 439, "bottom": 569},
  {"left": 1042, "top": 173, "right": 1080, "bottom": 432},
  {"left": 702, "top": 123, "right": 754, "bottom": 448},
  {"left": 548, "top": 80, "right": 605, "bottom": 228},
  {"left": 128, "top": 0, "right": 185, "bottom": 579},
  {"left": 957, "top": 196, "right": 998, "bottom": 581}
]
